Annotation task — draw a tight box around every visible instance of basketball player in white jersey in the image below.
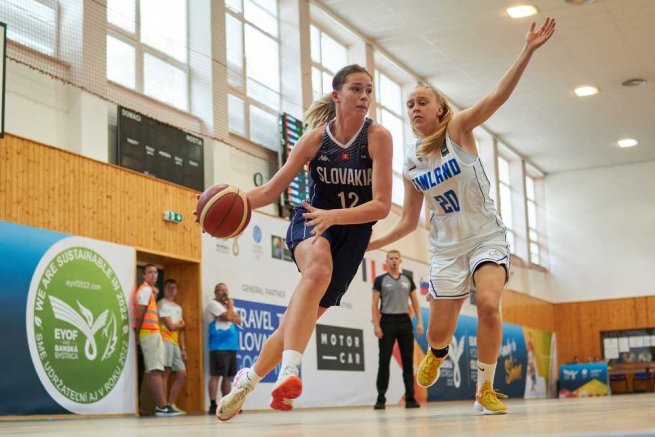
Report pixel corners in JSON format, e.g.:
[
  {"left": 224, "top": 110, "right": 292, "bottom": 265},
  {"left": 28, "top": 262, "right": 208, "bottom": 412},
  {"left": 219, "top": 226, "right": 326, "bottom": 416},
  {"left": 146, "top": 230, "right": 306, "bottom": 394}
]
[{"left": 368, "top": 18, "right": 555, "bottom": 414}]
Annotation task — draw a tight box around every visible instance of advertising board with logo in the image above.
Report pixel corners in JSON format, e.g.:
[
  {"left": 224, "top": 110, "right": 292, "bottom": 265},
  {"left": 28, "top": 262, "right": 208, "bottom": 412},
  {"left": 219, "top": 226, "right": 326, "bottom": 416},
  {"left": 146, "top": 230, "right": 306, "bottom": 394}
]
[{"left": 0, "top": 221, "right": 136, "bottom": 415}]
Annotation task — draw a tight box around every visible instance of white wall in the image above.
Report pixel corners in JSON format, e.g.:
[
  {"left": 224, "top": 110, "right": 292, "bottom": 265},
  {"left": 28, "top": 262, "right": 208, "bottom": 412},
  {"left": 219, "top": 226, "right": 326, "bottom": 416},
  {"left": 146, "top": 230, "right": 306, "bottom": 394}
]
[
  {"left": 6, "top": 61, "right": 73, "bottom": 151},
  {"left": 6, "top": 61, "right": 109, "bottom": 161},
  {"left": 546, "top": 160, "right": 655, "bottom": 302}
]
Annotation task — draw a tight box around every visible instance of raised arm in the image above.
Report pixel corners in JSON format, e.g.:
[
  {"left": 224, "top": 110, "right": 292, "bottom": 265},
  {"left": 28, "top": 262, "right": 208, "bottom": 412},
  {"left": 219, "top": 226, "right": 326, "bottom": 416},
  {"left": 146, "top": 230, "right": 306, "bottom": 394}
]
[
  {"left": 246, "top": 127, "right": 324, "bottom": 209},
  {"left": 367, "top": 176, "right": 423, "bottom": 251},
  {"left": 450, "top": 18, "right": 556, "bottom": 141}
]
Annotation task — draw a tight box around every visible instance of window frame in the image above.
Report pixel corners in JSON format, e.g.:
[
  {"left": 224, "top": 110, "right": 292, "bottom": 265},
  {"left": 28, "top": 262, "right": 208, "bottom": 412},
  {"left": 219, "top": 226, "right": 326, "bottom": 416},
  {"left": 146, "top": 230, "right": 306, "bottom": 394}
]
[
  {"left": 106, "top": 0, "right": 191, "bottom": 112},
  {"left": 375, "top": 69, "right": 406, "bottom": 207},
  {"left": 497, "top": 154, "right": 515, "bottom": 254},
  {"left": 525, "top": 173, "right": 545, "bottom": 267},
  {"left": 309, "top": 23, "right": 349, "bottom": 101},
  {"left": 225, "top": 0, "right": 281, "bottom": 150},
  {"left": 2, "top": 0, "right": 61, "bottom": 58}
]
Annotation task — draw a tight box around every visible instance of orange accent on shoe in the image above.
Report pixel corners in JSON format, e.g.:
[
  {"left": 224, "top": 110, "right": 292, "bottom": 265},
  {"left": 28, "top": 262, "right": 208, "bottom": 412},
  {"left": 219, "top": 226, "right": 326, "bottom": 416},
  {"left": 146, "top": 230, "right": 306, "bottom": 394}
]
[{"left": 270, "top": 375, "right": 302, "bottom": 411}]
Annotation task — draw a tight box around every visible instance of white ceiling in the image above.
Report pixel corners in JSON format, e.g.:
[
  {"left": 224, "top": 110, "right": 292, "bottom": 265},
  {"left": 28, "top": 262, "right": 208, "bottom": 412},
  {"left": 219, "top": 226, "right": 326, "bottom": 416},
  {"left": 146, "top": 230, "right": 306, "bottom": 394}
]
[{"left": 316, "top": 0, "right": 655, "bottom": 174}]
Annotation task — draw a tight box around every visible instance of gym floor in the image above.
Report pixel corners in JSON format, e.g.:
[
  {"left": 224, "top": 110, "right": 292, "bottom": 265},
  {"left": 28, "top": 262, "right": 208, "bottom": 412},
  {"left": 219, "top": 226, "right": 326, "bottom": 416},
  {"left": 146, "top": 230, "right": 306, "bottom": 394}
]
[{"left": 2, "top": 393, "right": 653, "bottom": 436}]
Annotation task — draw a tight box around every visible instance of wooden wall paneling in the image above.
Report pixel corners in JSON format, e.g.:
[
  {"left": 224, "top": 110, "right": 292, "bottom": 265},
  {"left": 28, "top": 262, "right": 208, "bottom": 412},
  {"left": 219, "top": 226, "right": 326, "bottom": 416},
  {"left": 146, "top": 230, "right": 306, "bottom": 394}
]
[
  {"left": 555, "top": 296, "right": 655, "bottom": 366},
  {"left": 162, "top": 262, "right": 204, "bottom": 414},
  {"left": 501, "top": 289, "right": 555, "bottom": 332},
  {"left": 0, "top": 135, "right": 201, "bottom": 261}
]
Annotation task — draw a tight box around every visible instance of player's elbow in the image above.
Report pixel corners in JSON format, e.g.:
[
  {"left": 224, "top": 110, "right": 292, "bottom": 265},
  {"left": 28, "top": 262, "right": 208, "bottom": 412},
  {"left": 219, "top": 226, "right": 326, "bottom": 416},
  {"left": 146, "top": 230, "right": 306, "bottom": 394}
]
[{"left": 374, "top": 199, "right": 392, "bottom": 220}]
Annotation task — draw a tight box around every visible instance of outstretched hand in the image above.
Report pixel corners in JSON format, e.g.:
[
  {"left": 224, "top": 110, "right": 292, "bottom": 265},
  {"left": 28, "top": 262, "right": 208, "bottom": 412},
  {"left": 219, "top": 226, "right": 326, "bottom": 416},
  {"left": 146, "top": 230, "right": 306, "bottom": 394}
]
[
  {"left": 302, "top": 201, "right": 338, "bottom": 243},
  {"left": 525, "top": 17, "right": 556, "bottom": 52}
]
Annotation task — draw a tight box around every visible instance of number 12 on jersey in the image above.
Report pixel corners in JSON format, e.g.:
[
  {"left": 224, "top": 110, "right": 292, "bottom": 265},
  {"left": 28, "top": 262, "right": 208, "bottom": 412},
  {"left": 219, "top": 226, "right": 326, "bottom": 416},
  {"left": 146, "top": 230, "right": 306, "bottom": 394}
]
[
  {"left": 338, "top": 191, "right": 360, "bottom": 208},
  {"left": 435, "top": 190, "right": 460, "bottom": 213}
]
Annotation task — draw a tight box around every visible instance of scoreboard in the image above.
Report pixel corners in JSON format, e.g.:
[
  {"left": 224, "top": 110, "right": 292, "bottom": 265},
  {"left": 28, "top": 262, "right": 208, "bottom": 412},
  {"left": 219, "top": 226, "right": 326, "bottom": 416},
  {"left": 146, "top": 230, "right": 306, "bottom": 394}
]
[
  {"left": 117, "top": 106, "right": 204, "bottom": 191},
  {"left": 280, "top": 113, "right": 311, "bottom": 208}
]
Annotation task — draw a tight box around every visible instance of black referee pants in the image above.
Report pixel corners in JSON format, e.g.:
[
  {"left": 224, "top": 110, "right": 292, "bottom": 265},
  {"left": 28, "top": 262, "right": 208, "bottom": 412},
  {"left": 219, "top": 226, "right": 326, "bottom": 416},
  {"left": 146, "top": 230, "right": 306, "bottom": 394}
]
[{"left": 376, "top": 313, "right": 415, "bottom": 402}]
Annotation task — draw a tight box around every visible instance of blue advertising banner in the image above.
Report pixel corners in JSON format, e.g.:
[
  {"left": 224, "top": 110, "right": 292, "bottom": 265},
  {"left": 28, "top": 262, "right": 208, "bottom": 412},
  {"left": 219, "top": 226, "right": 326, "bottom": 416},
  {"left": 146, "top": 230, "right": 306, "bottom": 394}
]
[
  {"left": 0, "top": 222, "right": 69, "bottom": 414},
  {"left": 559, "top": 362, "right": 609, "bottom": 398},
  {"left": 415, "top": 309, "right": 528, "bottom": 401},
  {"left": 233, "top": 299, "right": 287, "bottom": 383}
]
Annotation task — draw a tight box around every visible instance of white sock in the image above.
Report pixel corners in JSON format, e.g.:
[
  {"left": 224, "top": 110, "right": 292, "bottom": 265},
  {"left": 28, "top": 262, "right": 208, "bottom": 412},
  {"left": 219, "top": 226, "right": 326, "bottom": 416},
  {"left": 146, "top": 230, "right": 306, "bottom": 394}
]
[
  {"left": 280, "top": 349, "right": 303, "bottom": 373},
  {"left": 477, "top": 361, "right": 496, "bottom": 392},
  {"left": 244, "top": 368, "right": 262, "bottom": 385}
]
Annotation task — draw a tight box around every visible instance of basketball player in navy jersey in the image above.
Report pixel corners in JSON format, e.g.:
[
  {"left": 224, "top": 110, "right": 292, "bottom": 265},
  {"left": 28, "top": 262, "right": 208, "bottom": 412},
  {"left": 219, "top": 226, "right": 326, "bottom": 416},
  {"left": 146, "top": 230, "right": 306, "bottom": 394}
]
[
  {"left": 369, "top": 18, "right": 555, "bottom": 415},
  {"left": 216, "top": 64, "right": 393, "bottom": 421}
]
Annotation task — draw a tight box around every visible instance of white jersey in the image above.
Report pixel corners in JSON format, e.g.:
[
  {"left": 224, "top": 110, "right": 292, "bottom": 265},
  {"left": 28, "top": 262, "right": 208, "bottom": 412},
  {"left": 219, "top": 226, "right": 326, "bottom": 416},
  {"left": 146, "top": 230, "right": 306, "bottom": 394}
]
[{"left": 404, "top": 133, "right": 506, "bottom": 257}]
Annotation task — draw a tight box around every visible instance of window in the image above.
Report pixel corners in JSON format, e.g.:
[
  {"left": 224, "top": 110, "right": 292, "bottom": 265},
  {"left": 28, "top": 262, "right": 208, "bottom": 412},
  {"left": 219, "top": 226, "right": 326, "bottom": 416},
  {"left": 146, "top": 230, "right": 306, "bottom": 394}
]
[
  {"left": 0, "top": 0, "right": 59, "bottom": 56},
  {"left": 375, "top": 71, "right": 405, "bottom": 205},
  {"left": 526, "top": 175, "right": 541, "bottom": 265},
  {"left": 225, "top": 0, "right": 281, "bottom": 150},
  {"left": 106, "top": 0, "right": 189, "bottom": 111},
  {"left": 310, "top": 25, "right": 348, "bottom": 101},
  {"left": 497, "top": 156, "right": 515, "bottom": 252}
]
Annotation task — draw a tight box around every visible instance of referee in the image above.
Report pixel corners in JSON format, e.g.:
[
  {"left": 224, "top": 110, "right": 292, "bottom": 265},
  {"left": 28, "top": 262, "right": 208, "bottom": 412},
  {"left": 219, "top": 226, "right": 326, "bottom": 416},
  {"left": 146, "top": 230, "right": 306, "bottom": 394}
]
[{"left": 372, "top": 250, "right": 424, "bottom": 409}]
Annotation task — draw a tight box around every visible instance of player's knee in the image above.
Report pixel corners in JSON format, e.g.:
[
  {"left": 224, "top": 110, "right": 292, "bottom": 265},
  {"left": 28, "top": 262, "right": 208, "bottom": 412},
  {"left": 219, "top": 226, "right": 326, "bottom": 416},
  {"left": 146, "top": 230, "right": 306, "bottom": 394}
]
[
  {"left": 476, "top": 299, "right": 501, "bottom": 324},
  {"left": 304, "top": 263, "right": 332, "bottom": 287},
  {"left": 427, "top": 328, "right": 450, "bottom": 347}
]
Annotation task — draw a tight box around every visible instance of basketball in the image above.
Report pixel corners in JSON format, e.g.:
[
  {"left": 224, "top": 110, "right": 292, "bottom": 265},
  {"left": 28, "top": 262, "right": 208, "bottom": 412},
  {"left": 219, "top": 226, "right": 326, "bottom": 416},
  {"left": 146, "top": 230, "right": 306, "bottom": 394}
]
[{"left": 195, "top": 184, "right": 251, "bottom": 238}]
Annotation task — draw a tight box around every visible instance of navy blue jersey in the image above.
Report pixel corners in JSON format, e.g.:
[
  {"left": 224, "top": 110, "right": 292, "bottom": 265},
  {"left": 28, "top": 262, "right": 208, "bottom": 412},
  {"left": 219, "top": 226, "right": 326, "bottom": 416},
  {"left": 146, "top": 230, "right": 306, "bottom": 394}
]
[{"left": 308, "top": 117, "right": 373, "bottom": 211}]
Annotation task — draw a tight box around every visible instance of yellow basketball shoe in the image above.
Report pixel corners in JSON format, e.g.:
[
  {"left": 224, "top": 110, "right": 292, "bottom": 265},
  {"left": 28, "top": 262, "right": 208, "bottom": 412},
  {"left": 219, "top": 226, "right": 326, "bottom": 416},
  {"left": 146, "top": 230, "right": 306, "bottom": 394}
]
[
  {"left": 416, "top": 349, "right": 446, "bottom": 388},
  {"left": 474, "top": 380, "right": 508, "bottom": 415}
]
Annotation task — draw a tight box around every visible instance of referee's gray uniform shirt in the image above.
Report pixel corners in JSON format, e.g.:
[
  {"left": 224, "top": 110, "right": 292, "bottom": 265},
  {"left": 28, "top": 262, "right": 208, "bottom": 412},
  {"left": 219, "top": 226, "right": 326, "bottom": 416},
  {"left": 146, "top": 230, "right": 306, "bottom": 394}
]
[{"left": 373, "top": 273, "right": 416, "bottom": 314}]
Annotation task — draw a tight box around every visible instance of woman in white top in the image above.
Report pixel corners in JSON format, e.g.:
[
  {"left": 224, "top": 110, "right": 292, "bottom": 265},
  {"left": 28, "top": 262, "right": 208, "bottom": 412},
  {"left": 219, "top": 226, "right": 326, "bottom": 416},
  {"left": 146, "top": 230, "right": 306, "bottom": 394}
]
[{"left": 368, "top": 18, "right": 555, "bottom": 414}]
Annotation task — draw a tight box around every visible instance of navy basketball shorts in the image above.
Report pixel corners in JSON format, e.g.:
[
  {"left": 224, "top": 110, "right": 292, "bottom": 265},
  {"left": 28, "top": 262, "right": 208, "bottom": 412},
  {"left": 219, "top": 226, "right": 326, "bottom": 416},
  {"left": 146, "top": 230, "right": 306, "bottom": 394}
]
[{"left": 286, "top": 207, "right": 373, "bottom": 308}]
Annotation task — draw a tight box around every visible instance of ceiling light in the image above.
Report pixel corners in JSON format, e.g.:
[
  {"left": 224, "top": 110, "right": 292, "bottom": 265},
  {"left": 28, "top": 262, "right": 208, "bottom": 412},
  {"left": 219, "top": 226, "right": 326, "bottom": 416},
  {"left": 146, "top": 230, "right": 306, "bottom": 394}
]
[
  {"left": 506, "top": 5, "right": 538, "bottom": 18},
  {"left": 617, "top": 139, "right": 638, "bottom": 148},
  {"left": 574, "top": 85, "right": 599, "bottom": 97},
  {"left": 622, "top": 78, "right": 646, "bottom": 87}
]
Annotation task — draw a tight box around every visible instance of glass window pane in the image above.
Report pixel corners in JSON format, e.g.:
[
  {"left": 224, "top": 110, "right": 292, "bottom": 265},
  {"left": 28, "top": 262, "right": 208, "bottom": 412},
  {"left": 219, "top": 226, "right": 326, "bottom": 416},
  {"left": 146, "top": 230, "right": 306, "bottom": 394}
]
[
  {"left": 107, "top": 36, "right": 136, "bottom": 89},
  {"left": 378, "top": 73, "right": 402, "bottom": 115},
  {"left": 312, "top": 66, "right": 322, "bottom": 100},
  {"left": 380, "top": 109, "right": 404, "bottom": 173},
  {"left": 228, "top": 94, "right": 245, "bottom": 136},
  {"left": 226, "top": 0, "right": 242, "bottom": 13},
  {"left": 392, "top": 173, "right": 404, "bottom": 206},
  {"left": 527, "top": 200, "right": 537, "bottom": 228},
  {"left": 2, "top": 0, "right": 57, "bottom": 56},
  {"left": 499, "top": 183, "right": 513, "bottom": 229},
  {"left": 144, "top": 53, "right": 189, "bottom": 110},
  {"left": 320, "top": 32, "right": 347, "bottom": 74},
  {"left": 107, "top": 0, "right": 136, "bottom": 33},
  {"left": 322, "top": 71, "right": 333, "bottom": 95},
  {"left": 244, "top": 0, "right": 278, "bottom": 37},
  {"left": 310, "top": 25, "right": 321, "bottom": 63},
  {"left": 529, "top": 228, "right": 539, "bottom": 242},
  {"left": 525, "top": 176, "right": 535, "bottom": 201},
  {"left": 141, "top": 0, "right": 188, "bottom": 63},
  {"left": 246, "top": 78, "right": 280, "bottom": 111},
  {"left": 506, "top": 230, "right": 515, "bottom": 254},
  {"left": 498, "top": 156, "right": 510, "bottom": 184},
  {"left": 530, "top": 242, "right": 540, "bottom": 264},
  {"left": 226, "top": 13, "right": 243, "bottom": 87},
  {"left": 249, "top": 105, "right": 278, "bottom": 150},
  {"left": 251, "top": 0, "right": 277, "bottom": 15},
  {"left": 245, "top": 25, "right": 279, "bottom": 92}
]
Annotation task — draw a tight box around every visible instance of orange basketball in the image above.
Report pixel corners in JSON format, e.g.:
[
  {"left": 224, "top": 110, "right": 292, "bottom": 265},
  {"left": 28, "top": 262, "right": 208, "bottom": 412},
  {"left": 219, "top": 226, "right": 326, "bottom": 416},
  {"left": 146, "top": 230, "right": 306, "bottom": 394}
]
[{"left": 195, "top": 184, "right": 251, "bottom": 238}]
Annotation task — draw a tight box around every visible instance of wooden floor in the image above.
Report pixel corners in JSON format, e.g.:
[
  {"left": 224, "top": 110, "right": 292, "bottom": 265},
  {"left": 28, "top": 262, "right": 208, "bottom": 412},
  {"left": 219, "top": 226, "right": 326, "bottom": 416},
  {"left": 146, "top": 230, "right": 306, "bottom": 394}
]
[{"left": 2, "top": 394, "right": 654, "bottom": 436}]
